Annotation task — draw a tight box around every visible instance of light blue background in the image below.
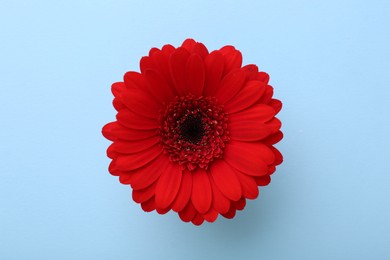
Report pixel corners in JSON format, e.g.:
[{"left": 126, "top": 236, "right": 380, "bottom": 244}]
[{"left": 1, "top": 0, "right": 389, "bottom": 259}]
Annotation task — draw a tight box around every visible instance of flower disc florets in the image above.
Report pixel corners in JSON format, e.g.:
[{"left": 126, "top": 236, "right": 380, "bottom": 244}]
[{"left": 159, "top": 95, "right": 229, "bottom": 171}]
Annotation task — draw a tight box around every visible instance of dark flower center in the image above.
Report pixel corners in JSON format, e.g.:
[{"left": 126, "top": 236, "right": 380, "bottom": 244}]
[
  {"left": 159, "top": 95, "right": 229, "bottom": 171},
  {"left": 179, "top": 115, "right": 204, "bottom": 144}
]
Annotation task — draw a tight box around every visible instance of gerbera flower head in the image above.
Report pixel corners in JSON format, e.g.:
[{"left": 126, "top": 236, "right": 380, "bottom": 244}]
[{"left": 102, "top": 39, "right": 283, "bottom": 225}]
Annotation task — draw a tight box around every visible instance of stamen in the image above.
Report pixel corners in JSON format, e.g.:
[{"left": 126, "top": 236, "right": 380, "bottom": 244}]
[{"left": 159, "top": 95, "right": 229, "bottom": 171}]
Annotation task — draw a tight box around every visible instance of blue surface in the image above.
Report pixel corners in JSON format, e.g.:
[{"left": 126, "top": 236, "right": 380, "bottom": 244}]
[{"left": 1, "top": 0, "right": 390, "bottom": 259}]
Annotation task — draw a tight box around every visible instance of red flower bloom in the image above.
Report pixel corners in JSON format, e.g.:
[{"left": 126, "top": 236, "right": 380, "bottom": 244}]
[{"left": 102, "top": 39, "right": 283, "bottom": 225}]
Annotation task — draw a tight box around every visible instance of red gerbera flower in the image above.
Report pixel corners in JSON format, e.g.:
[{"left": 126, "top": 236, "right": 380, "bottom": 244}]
[{"left": 102, "top": 39, "right": 283, "bottom": 225}]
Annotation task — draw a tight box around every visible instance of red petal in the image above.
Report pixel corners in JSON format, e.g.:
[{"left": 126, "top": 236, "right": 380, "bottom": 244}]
[
  {"left": 150, "top": 51, "right": 173, "bottom": 86},
  {"left": 242, "top": 64, "right": 259, "bottom": 80},
  {"left": 178, "top": 202, "right": 196, "bottom": 222},
  {"left": 192, "top": 43, "right": 209, "bottom": 59},
  {"left": 210, "top": 160, "right": 242, "bottom": 201},
  {"left": 126, "top": 154, "right": 167, "bottom": 189},
  {"left": 144, "top": 69, "right": 174, "bottom": 104},
  {"left": 111, "top": 82, "right": 126, "bottom": 111},
  {"left": 229, "top": 103, "right": 276, "bottom": 141},
  {"left": 185, "top": 54, "right": 205, "bottom": 96},
  {"left": 141, "top": 197, "right": 156, "bottom": 212},
  {"left": 191, "top": 168, "right": 212, "bottom": 214},
  {"left": 221, "top": 205, "right": 236, "bottom": 219},
  {"left": 113, "top": 98, "right": 126, "bottom": 111},
  {"left": 213, "top": 69, "right": 246, "bottom": 104},
  {"left": 257, "top": 72, "right": 270, "bottom": 83},
  {"left": 202, "top": 209, "right": 218, "bottom": 223},
  {"left": 132, "top": 181, "right": 157, "bottom": 203},
  {"left": 233, "top": 197, "right": 246, "bottom": 210},
  {"left": 181, "top": 38, "right": 196, "bottom": 50},
  {"left": 171, "top": 170, "right": 193, "bottom": 212},
  {"left": 262, "top": 131, "right": 283, "bottom": 146},
  {"left": 108, "top": 160, "right": 119, "bottom": 176},
  {"left": 257, "top": 143, "right": 277, "bottom": 164},
  {"left": 269, "top": 99, "right": 282, "bottom": 114},
  {"left": 121, "top": 88, "right": 161, "bottom": 119},
  {"left": 111, "top": 82, "right": 126, "bottom": 97},
  {"left": 268, "top": 165, "right": 276, "bottom": 175},
  {"left": 191, "top": 214, "right": 205, "bottom": 226},
  {"left": 149, "top": 47, "right": 160, "bottom": 56},
  {"left": 270, "top": 146, "right": 283, "bottom": 165},
  {"left": 266, "top": 117, "right": 282, "bottom": 133},
  {"left": 106, "top": 145, "right": 121, "bottom": 159},
  {"left": 116, "top": 109, "right": 159, "bottom": 130},
  {"left": 103, "top": 122, "right": 157, "bottom": 141},
  {"left": 210, "top": 176, "right": 230, "bottom": 214},
  {"left": 140, "top": 56, "right": 155, "bottom": 74},
  {"left": 181, "top": 40, "right": 209, "bottom": 59},
  {"left": 156, "top": 207, "right": 170, "bottom": 214},
  {"left": 102, "top": 122, "right": 119, "bottom": 141},
  {"left": 254, "top": 175, "right": 271, "bottom": 186},
  {"left": 115, "top": 144, "right": 162, "bottom": 171},
  {"left": 109, "top": 163, "right": 125, "bottom": 176},
  {"left": 203, "top": 51, "right": 224, "bottom": 96},
  {"left": 259, "top": 85, "right": 274, "bottom": 104},
  {"left": 219, "top": 46, "right": 242, "bottom": 74},
  {"left": 229, "top": 104, "right": 276, "bottom": 122},
  {"left": 117, "top": 171, "right": 132, "bottom": 185},
  {"left": 109, "top": 136, "right": 159, "bottom": 154},
  {"left": 161, "top": 44, "right": 175, "bottom": 55},
  {"left": 229, "top": 120, "right": 273, "bottom": 141},
  {"left": 224, "top": 141, "right": 269, "bottom": 176},
  {"left": 181, "top": 39, "right": 209, "bottom": 59},
  {"left": 124, "top": 72, "right": 148, "bottom": 90},
  {"left": 235, "top": 171, "right": 259, "bottom": 199},
  {"left": 155, "top": 162, "right": 182, "bottom": 209},
  {"left": 169, "top": 47, "right": 190, "bottom": 96},
  {"left": 224, "top": 80, "right": 267, "bottom": 113}
]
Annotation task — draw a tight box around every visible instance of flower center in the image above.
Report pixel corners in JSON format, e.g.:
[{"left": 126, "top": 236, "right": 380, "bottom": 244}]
[
  {"left": 159, "top": 95, "right": 229, "bottom": 171},
  {"left": 180, "top": 115, "right": 204, "bottom": 144}
]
